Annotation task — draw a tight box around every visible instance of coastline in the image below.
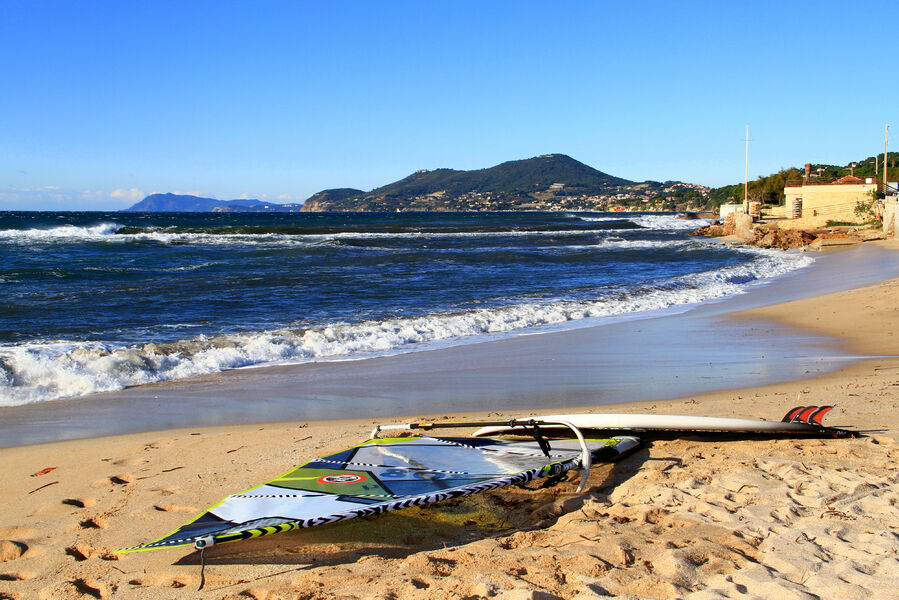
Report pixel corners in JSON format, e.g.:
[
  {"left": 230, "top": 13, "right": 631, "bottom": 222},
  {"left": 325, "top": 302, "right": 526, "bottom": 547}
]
[
  {"left": 3, "top": 241, "right": 899, "bottom": 449},
  {"left": 2, "top": 243, "right": 898, "bottom": 598}
]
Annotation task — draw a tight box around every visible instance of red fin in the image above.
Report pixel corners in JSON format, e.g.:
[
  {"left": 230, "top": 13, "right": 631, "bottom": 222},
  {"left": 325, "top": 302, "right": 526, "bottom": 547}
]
[
  {"left": 782, "top": 406, "right": 806, "bottom": 422},
  {"left": 797, "top": 407, "right": 818, "bottom": 424},
  {"left": 809, "top": 406, "right": 833, "bottom": 425}
]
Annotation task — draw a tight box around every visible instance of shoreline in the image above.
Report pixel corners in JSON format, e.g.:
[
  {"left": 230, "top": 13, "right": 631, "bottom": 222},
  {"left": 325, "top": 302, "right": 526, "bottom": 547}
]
[
  {"left": 3, "top": 241, "right": 899, "bottom": 449},
  {"left": 2, "top": 244, "right": 898, "bottom": 598}
]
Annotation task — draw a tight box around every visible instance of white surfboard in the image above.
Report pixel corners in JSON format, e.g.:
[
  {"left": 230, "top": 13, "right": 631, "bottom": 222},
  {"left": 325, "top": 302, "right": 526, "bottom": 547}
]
[{"left": 472, "top": 406, "right": 853, "bottom": 438}]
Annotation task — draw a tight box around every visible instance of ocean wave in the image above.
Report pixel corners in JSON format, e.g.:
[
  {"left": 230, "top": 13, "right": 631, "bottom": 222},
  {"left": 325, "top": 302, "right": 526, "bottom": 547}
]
[
  {"left": 578, "top": 213, "right": 709, "bottom": 231},
  {"left": 0, "top": 247, "right": 812, "bottom": 407},
  {"left": 631, "top": 214, "right": 711, "bottom": 230},
  {"left": 0, "top": 222, "right": 122, "bottom": 241},
  {"left": 0, "top": 214, "right": 703, "bottom": 245},
  {"left": 0, "top": 226, "right": 646, "bottom": 248},
  {"left": 595, "top": 238, "right": 695, "bottom": 249}
]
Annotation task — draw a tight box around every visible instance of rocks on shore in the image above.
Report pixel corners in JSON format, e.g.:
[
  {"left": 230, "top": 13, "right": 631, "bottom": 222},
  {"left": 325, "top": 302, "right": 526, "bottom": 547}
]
[{"left": 690, "top": 212, "right": 886, "bottom": 250}]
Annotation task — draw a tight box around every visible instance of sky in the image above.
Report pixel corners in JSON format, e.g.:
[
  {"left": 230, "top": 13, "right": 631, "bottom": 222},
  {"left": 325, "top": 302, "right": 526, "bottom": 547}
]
[{"left": 2, "top": 1, "right": 897, "bottom": 210}]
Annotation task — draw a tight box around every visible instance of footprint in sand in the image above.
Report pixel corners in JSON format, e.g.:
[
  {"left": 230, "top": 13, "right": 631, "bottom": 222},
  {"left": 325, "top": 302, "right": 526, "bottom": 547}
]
[
  {"left": 0, "top": 571, "right": 34, "bottom": 581},
  {"left": 62, "top": 497, "right": 97, "bottom": 509},
  {"left": 0, "top": 540, "right": 28, "bottom": 562},
  {"left": 112, "top": 456, "right": 143, "bottom": 467},
  {"left": 78, "top": 516, "right": 107, "bottom": 530},
  {"left": 89, "top": 473, "right": 134, "bottom": 487},
  {"left": 70, "top": 577, "right": 109, "bottom": 599},
  {"left": 65, "top": 544, "right": 92, "bottom": 561}
]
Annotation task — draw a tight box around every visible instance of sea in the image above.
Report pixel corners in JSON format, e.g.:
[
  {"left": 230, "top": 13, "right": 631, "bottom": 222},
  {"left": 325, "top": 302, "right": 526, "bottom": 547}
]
[{"left": 0, "top": 211, "right": 814, "bottom": 408}]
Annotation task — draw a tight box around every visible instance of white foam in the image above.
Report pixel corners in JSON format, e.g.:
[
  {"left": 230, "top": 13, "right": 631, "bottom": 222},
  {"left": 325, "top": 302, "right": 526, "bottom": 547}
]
[
  {"left": 578, "top": 213, "right": 710, "bottom": 231},
  {"left": 595, "top": 238, "right": 694, "bottom": 249},
  {"left": 0, "top": 226, "right": 640, "bottom": 248},
  {"left": 0, "top": 214, "right": 708, "bottom": 247},
  {"left": 0, "top": 247, "right": 812, "bottom": 407},
  {"left": 0, "top": 222, "right": 122, "bottom": 241},
  {"left": 631, "top": 214, "right": 711, "bottom": 230}
]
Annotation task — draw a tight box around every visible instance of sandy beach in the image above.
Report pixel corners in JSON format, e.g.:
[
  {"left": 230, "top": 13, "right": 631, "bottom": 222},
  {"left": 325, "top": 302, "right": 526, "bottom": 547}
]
[{"left": 2, "top": 244, "right": 899, "bottom": 599}]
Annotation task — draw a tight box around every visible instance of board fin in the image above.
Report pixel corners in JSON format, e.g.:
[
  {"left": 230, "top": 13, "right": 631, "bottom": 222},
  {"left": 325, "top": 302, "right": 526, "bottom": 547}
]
[
  {"left": 779, "top": 405, "right": 852, "bottom": 437},
  {"left": 782, "top": 405, "right": 834, "bottom": 426},
  {"left": 782, "top": 406, "right": 807, "bottom": 422},
  {"left": 808, "top": 406, "right": 833, "bottom": 425}
]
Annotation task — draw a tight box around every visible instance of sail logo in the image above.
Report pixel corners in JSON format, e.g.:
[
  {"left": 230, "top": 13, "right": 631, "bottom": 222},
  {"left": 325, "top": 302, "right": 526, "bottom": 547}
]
[{"left": 317, "top": 473, "right": 367, "bottom": 485}]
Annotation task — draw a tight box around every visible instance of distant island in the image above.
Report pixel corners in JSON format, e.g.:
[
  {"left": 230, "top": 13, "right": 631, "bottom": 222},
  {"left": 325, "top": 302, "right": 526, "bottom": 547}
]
[
  {"left": 123, "top": 152, "right": 898, "bottom": 214},
  {"left": 122, "top": 193, "right": 304, "bottom": 213}
]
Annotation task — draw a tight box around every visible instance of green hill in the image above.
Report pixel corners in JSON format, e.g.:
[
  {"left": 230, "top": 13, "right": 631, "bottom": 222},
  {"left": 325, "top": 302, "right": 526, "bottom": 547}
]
[{"left": 301, "top": 154, "right": 634, "bottom": 211}]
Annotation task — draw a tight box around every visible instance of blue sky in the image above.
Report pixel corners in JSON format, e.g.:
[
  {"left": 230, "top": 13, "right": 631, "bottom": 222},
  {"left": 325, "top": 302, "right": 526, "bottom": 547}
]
[{"left": 2, "top": 1, "right": 897, "bottom": 210}]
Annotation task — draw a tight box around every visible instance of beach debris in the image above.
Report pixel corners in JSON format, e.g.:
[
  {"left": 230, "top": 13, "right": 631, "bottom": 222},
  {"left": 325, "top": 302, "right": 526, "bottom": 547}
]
[
  {"left": 28, "top": 481, "right": 59, "bottom": 495},
  {"left": 30, "top": 467, "right": 56, "bottom": 477}
]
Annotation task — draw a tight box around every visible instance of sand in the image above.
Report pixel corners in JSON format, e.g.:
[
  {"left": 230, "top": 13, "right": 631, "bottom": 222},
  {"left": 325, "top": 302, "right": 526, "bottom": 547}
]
[{"left": 2, "top": 250, "right": 899, "bottom": 599}]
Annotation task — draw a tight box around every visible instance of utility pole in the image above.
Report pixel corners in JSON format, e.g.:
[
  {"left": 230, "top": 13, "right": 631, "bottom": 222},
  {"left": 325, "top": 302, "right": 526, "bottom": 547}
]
[
  {"left": 885, "top": 125, "right": 890, "bottom": 194},
  {"left": 744, "top": 125, "right": 749, "bottom": 213}
]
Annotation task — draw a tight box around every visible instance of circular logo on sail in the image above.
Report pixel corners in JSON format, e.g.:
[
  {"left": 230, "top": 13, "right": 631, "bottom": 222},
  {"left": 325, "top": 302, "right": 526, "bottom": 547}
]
[{"left": 317, "top": 473, "right": 367, "bottom": 485}]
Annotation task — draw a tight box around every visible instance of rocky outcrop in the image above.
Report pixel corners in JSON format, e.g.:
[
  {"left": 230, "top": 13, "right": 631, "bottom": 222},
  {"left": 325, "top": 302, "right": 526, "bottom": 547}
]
[
  {"left": 692, "top": 215, "right": 887, "bottom": 251},
  {"left": 753, "top": 228, "right": 817, "bottom": 249},
  {"left": 690, "top": 213, "right": 755, "bottom": 242},
  {"left": 691, "top": 213, "right": 815, "bottom": 249}
]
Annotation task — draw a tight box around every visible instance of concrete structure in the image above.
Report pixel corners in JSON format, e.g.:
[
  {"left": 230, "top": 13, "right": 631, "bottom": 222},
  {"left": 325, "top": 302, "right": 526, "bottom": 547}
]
[
  {"left": 719, "top": 203, "right": 743, "bottom": 219},
  {"left": 784, "top": 175, "right": 879, "bottom": 223},
  {"left": 883, "top": 195, "right": 899, "bottom": 239}
]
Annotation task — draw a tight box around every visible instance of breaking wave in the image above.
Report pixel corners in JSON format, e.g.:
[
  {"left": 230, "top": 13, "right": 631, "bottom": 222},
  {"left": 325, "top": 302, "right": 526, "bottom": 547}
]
[
  {"left": 0, "top": 213, "right": 706, "bottom": 247},
  {"left": 0, "top": 246, "right": 811, "bottom": 407},
  {"left": 0, "top": 222, "right": 122, "bottom": 241},
  {"left": 577, "top": 213, "right": 710, "bottom": 230}
]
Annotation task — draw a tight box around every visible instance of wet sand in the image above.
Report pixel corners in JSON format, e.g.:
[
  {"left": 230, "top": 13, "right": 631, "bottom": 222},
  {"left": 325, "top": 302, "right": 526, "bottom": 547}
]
[{"left": 1, "top": 242, "right": 898, "bottom": 599}]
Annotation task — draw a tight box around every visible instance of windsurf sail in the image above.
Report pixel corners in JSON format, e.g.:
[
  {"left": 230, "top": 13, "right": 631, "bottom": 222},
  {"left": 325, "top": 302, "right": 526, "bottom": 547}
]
[{"left": 121, "top": 434, "right": 640, "bottom": 552}]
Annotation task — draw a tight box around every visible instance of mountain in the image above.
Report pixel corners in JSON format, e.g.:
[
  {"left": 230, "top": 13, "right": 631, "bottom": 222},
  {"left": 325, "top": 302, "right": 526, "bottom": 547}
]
[
  {"left": 301, "top": 154, "right": 635, "bottom": 212},
  {"left": 124, "top": 154, "right": 714, "bottom": 213},
  {"left": 122, "top": 193, "right": 301, "bottom": 212}
]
